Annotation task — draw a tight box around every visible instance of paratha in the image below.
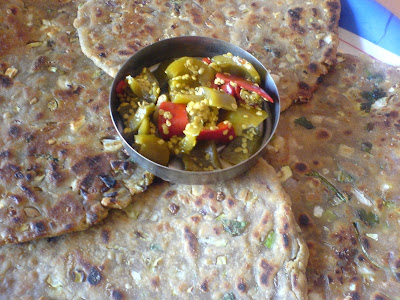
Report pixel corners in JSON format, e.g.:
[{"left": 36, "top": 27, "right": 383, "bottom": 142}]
[
  {"left": 0, "top": 0, "right": 152, "bottom": 245},
  {"left": 0, "top": 159, "right": 308, "bottom": 299},
  {"left": 266, "top": 53, "right": 400, "bottom": 298},
  {"left": 73, "top": 0, "right": 341, "bottom": 111}
]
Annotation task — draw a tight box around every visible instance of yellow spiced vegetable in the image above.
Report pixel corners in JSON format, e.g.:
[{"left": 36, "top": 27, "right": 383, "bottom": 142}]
[{"left": 117, "top": 54, "right": 273, "bottom": 171}]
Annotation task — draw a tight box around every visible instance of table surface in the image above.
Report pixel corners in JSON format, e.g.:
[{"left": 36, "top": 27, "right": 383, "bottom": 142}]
[{"left": 340, "top": 0, "right": 400, "bottom": 56}]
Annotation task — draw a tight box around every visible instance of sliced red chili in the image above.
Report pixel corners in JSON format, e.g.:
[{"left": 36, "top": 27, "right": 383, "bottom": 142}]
[
  {"left": 116, "top": 80, "right": 127, "bottom": 94},
  {"left": 158, "top": 102, "right": 189, "bottom": 140},
  {"left": 202, "top": 57, "right": 212, "bottom": 64},
  {"left": 215, "top": 73, "right": 274, "bottom": 103},
  {"left": 198, "top": 121, "right": 235, "bottom": 144},
  {"left": 220, "top": 83, "right": 242, "bottom": 101}
]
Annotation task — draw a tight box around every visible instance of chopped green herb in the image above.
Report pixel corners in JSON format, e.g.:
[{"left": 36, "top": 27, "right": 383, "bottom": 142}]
[
  {"left": 357, "top": 209, "right": 379, "bottom": 226},
  {"left": 92, "top": 69, "right": 104, "bottom": 80},
  {"left": 263, "top": 231, "right": 276, "bottom": 248},
  {"left": 361, "top": 142, "right": 372, "bottom": 154},
  {"left": 25, "top": 135, "right": 34, "bottom": 143},
  {"left": 264, "top": 47, "right": 281, "bottom": 58},
  {"left": 221, "top": 219, "right": 247, "bottom": 236},
  {"left": 215, "top": 213, "right": 226, "bottom": 221},
  {"left": 352, "top": 222, "right": 383, "bottom": 270},
  {"left": 223, "top": 292, "right": 236, "bottom": 300},
  {"left": 294, "top": 116, "right": 315, "bottom": 129},
  {"left": 366, "top": 122, "right": 375, "bottom": 132},
  {"left": 367, "top": 73, "right": 385, "bottom": 84},
  {"left": 122, "top": 205, "right": 140, "bottom": 219},
  {"left": 361, "top": 88, "right": 386, "bottom": 102},
  {"left": 34, "top": 153, "right": 59, "bottom": 163},
  {"left": 149, "top": 243, "right": 162, "bottom": 251},
  {"left": 306, "top": 170, "right": 348, "bottom": 202},
  {"left": 337, "top": 170, "right": 354, "bottom": 183},
  {"left": 321, "top": 210, "right": 337, "bottom": 222},
  {"left": 360, "top": 103, "right": 372, "bottom": 113},
  {"left": 383, "top": 200, "right": 396, "bottom": 209},
  {"left": 360, "top": 88, "right": 386, "bottom": 112},
  {"left": 171, "top": 0, "right": 183, "bottom": 11}
]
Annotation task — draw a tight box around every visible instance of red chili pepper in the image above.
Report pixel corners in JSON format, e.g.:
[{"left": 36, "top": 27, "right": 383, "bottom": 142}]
[
  {"left": 210, "top": 81, "right": 219, "bottom": 89},
  {"left": 158, "top": 102, "right": 189, "bottom": 140},
  {"left": 215, "top": 73, "right": 274, "bottom": 103},
  {"left": 116, "top": 80, "right": 127, "bottom": 94},
  {"left": 202, "top": 57, "right": 212, "bottom": 64},
  {"left": 220, "top": 82, "right": 242, "bottom": 101},
  {"left": 198, "top": 122, "right": 235, "bottom": 144}
]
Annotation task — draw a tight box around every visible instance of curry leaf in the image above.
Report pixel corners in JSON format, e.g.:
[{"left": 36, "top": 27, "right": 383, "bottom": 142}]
[
  {"left": 360, "top": 88, "right": 386, "bottom": 112},
  {"left": 294, "top": 117, "right": 315, "bottom": 129},
  {"left": 357, "top": 209, "right": 379, "bottom": 226},
  {"left": 306, "top": 170, "right": 348, "bottom": 202},
  {"left": 361, "top": 142, "right": 372, "bottom": 154},
  {"left": 221, "top": 219, "right": 247, "bottom": 236}
]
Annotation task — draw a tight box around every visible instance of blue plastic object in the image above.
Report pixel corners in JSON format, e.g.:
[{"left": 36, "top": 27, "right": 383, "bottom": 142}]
[{"left": 339, "top": 0, "right": 400, "bottom": 56}]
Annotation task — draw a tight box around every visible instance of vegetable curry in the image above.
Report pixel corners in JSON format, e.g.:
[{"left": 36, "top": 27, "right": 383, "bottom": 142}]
[{"left": 116, "top": 53, "right": 273, "bottom": 171}]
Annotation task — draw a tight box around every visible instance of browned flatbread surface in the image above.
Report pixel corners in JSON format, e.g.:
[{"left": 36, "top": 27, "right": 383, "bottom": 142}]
[
  {"left": 0, "top": 0, "right": 152, "bottom": 245},
  {"left": 0, "top": 159, "right": 308, "bottom": 299},
  {"left": 73, "top": 0, "right": 341, "bottom": 111},
  {"left": 266, "top": 53, "right": 400, "bottom": 298}
]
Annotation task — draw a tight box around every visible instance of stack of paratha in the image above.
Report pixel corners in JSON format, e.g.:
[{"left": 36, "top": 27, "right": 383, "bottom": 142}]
[
  {"left": 0, "top": 0, "right": 315, "bottom": 298},
  {"left": 8, "top": 0, "right": 398, "bottom": 299},
  {"left": 266, "top": 53, "right": 400, "bottom": 298}
]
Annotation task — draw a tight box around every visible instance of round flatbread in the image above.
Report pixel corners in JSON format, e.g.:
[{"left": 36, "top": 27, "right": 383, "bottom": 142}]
[
  {"left": 73, "top": 0, "right": 341, "bottom": 110},
  {"left": 0, "top": 159, "right": 308, "bottom": 299},
  {"left": 266, "top": 53, "right": 400, "bottom": 298},
  {"left": 0, "top": 0, "right": 153, "bottom": 245}
]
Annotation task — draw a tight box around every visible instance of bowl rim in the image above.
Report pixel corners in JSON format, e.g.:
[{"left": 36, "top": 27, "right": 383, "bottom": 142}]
[{"left": 110, "top": 36, "right": 280, "bottom": 184}]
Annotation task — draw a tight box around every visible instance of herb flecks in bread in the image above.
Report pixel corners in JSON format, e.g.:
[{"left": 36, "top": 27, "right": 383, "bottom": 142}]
[{"left": 266, "top": 53, "right": 400, "bottom": 298}]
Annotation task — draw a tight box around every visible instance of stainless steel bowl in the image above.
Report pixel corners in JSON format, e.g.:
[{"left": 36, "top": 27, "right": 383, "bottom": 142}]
[{"left": 110, "top": 36, "right": 280, "bottom": 184}]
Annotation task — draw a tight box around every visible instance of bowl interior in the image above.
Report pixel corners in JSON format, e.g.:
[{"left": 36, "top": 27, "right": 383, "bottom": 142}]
[{"left": 110, "top": 36, "right": 280, "bottom": 184}]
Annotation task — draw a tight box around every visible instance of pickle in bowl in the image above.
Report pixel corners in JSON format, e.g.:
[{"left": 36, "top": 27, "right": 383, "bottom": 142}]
[
  {"left": 115, "top": 53, "right": 274, "bottom": 171},
  {"left": 109, "top": 36, "right": 280, "bottom": 184}
]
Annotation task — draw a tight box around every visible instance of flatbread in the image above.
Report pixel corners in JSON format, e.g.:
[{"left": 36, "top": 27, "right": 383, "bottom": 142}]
[
  {"left": 0, "top": 159, "right": 308, "bottom": 299},
  {"left": 0, "top": 0, "right": 152, "bottom": 245},
  {"left": 0, "top": 0, "right": 32, "bottom": 58},
  {"left": 266, "top": 53, "right": 400, "bottom": 298},
  {"left": 73, "top": 0, "right": 341, "bottom": 111}
]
